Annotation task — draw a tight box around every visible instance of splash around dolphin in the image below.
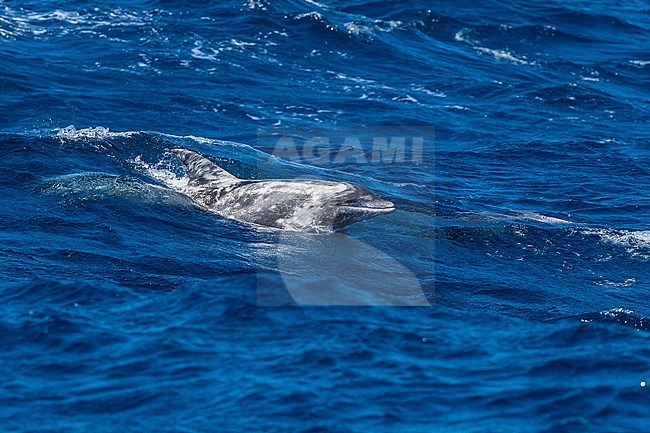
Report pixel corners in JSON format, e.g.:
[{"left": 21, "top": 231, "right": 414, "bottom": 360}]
[{"left": 171, "top": 148, "right": 395, "bottom": 231}]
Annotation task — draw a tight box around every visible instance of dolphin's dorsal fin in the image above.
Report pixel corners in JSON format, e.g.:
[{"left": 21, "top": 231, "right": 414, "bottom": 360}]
[{"left": 172, "top": 148, "right": 238, "bottom": 185}]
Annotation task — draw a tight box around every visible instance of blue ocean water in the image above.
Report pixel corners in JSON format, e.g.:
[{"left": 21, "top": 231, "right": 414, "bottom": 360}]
[{"left": 2, "top": 0, "right": 650, "bottom": 431}]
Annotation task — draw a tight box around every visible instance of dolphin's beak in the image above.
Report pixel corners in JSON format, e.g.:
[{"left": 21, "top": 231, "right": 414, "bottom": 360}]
[{"left": 334, "top": 191, "right": 395, "bottom": 228}]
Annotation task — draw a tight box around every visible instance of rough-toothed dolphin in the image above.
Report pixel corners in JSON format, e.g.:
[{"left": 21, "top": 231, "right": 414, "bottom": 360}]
[{"left": 172, "top": 148, "right": 395, "bottom": 231}]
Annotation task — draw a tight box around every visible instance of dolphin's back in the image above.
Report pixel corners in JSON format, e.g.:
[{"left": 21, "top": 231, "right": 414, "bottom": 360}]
[{"left": 210, "top": 180, "right": 351, "bottom": 229}]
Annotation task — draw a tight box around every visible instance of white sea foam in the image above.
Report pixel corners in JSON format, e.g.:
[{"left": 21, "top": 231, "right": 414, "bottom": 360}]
[
  {"left": 54, "top": 125, "right": 136, "bottom": 140},
  {"left": 131, "top": 154, "right": 188, "bottom": 191},
  {"left": 412, "top": 86, "right": 446, "bottom": 98},
  {"left": 601, "top": 307, "right": 635, "bottom": 317},
  {"left": 393, "top": 94, "right": 418, "bottom": 103},
  {"left": 191, "top": 43, "right": 217, "bottom": 61},
  {"left": 453, "top": 29, "right": 467, "bottom": 43},
  {"left": 295, "top": 11, "right": 324, "bottom": 21},
  {"left": 191, "top": 37, "right": 263, "bottom": 63},
  {"left": 331, "top": 71, "right": 375, "bottom": 84},
  {"left": 475, "top": 47, "right": 532, "bottom": 65},
  {"left": 344, "top": 22, "right": 371, "bottom": 36},
  {"left": 28, "top": 8, "right": 147, "bottom": 27},
  {"left": 245, "top": 0, "right": 268, "bottom": 11},
  {"left": 580, "top": 308, "right": 647, "bottom": 329},
  {"left": 455, "top": 29, "right": 534, "bottom": 66},
  {"left": 344, "top": 19, "right": 402, "bottom": 37},
  {"left": 55, "top": 126, "right": 112, "bottom": 139},
  {"left": 445, "top": 105, "right": 469, "bottom": 111},
  {"left": 584, "top": 228, "right": 650, "bottom": 259},
  {"left": 1, "top": 5, "right": 150, "bottom": 40},
  {"left": 598, "top": 278, "right": 636, "bottom": 288}
]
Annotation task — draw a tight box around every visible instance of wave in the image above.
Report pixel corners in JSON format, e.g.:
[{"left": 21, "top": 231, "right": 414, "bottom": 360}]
[{"left": 37, "top": 172, "right": 191, "bottom": 208}]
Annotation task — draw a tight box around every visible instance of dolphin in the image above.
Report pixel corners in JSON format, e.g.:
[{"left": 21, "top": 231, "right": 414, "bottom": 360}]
[{"left": 171, "top": 148, "right": 395, "bottom": 231}]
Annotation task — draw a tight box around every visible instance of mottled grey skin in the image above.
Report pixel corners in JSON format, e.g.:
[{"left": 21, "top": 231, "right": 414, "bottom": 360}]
[{"left": 172, "top": 148, "right": 394, "bottom": 231}]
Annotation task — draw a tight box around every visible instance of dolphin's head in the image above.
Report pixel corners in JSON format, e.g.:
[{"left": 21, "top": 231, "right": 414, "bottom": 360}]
[{"left": 333, "top": 184, "right": 395, "bottom": 228}]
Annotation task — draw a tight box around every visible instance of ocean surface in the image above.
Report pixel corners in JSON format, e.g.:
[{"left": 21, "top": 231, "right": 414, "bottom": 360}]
[{"left": 1, "top": 0, "right": 650, "bottom": 431}]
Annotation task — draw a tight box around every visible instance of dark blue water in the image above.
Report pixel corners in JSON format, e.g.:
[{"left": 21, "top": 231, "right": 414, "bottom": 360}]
[{"left": 2, "top": 0, "right": 650, "bottom": 431}]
